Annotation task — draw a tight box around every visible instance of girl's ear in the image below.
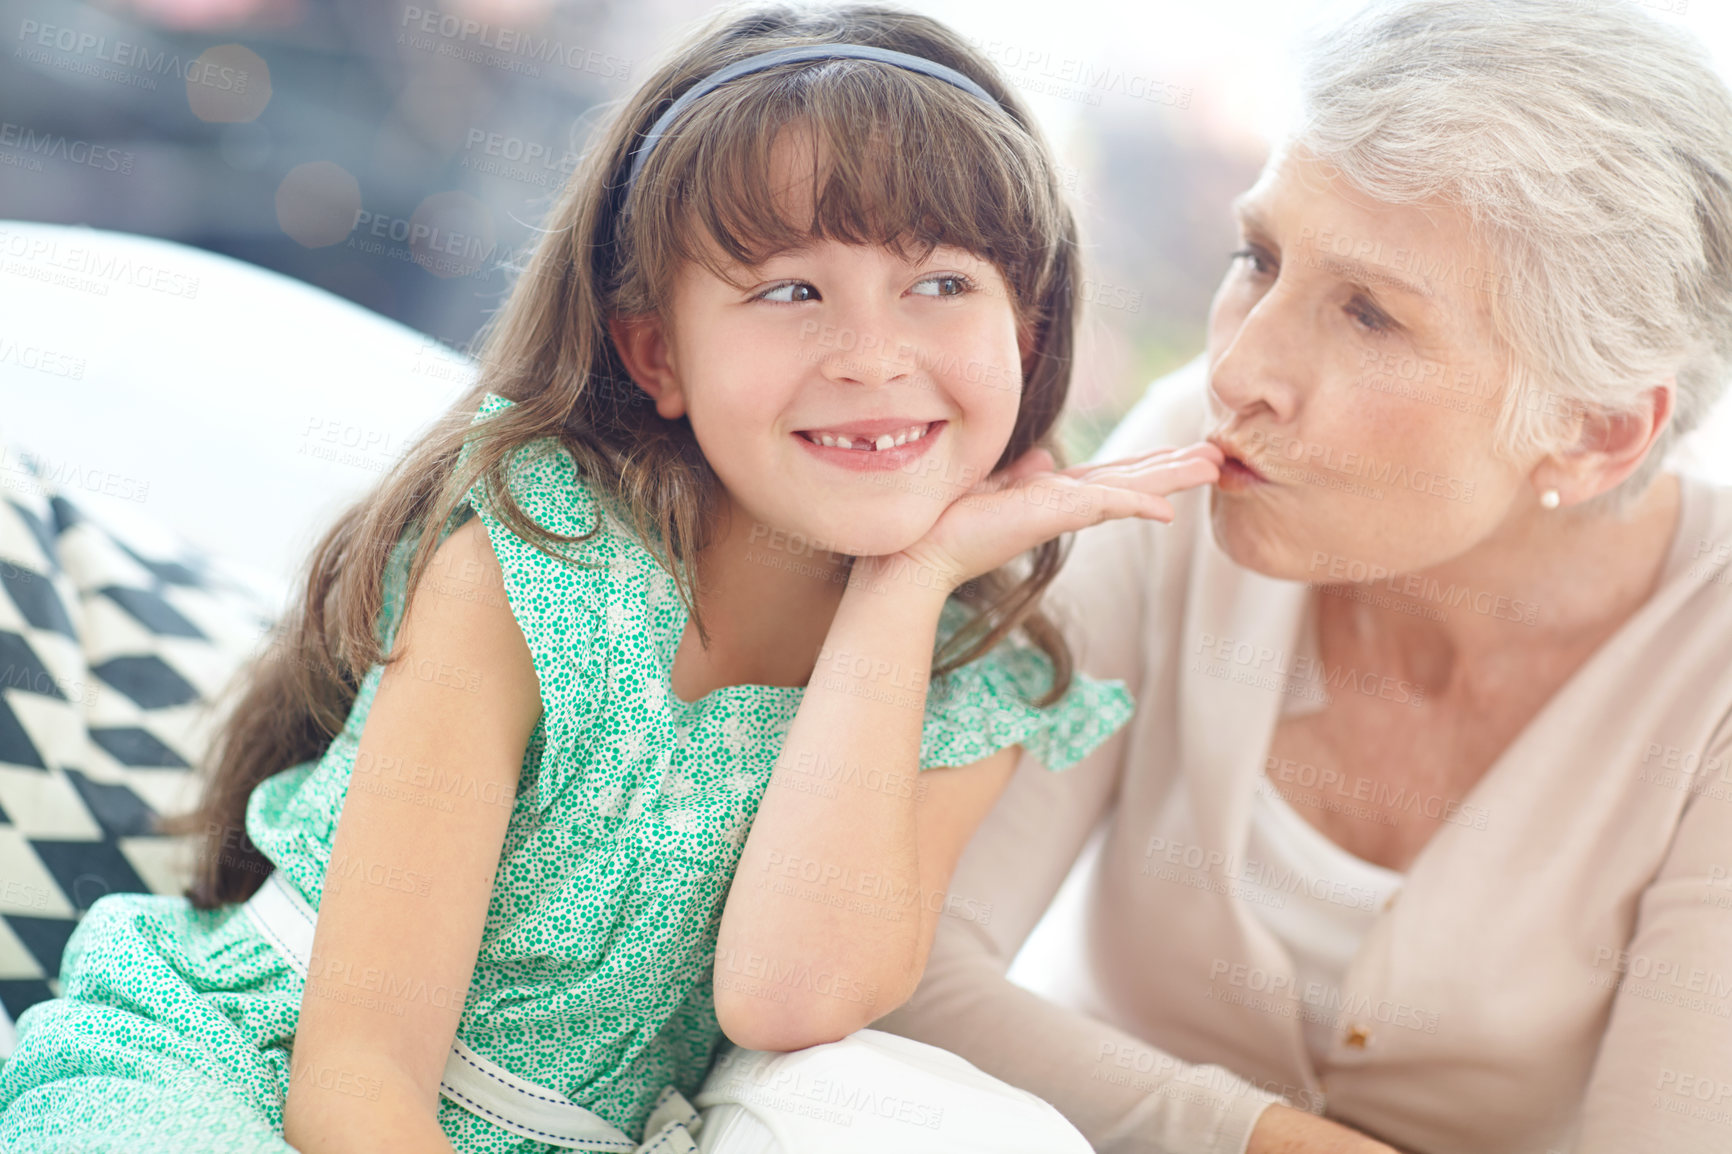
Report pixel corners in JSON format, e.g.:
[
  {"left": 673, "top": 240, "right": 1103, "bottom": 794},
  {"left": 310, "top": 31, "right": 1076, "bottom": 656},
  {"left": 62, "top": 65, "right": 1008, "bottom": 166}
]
[{"left": 608, "top": 314, "right": 687, "bottom": 420}]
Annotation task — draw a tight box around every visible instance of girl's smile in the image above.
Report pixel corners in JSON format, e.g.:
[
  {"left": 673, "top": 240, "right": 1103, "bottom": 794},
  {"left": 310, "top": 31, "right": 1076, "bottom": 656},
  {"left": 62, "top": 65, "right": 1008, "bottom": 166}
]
[{"left": 793, "top": 418, "right": 947, "bottom": 471}]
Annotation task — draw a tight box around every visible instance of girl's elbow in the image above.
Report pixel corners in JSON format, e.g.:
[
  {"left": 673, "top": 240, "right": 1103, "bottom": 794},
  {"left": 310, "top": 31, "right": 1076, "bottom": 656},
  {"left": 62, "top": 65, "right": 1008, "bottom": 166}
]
[{"left": 713, "top": 984, "right": 890, "bottom": 1053}]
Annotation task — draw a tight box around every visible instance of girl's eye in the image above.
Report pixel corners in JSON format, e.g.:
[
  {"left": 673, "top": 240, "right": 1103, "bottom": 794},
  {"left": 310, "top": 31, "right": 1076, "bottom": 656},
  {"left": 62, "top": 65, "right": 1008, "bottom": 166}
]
[
  {"left": 757, "top": 281, "right": 820, "bottom": 303},
  {"left": 912, "top": 274, "right": 974, "bottom": 297},
  {"left": 1346, "top": 295, "right": 1393, "bottom": 335},
  {"left": 1229, "top": 246, "right": 1276, "bottom": 278}
]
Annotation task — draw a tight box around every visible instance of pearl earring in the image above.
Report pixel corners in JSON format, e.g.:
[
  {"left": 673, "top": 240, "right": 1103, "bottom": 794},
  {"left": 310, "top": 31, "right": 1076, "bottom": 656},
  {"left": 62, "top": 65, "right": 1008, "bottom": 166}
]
[{"left": 1540, "top": 488, "right": 1561, "bottom": 509}]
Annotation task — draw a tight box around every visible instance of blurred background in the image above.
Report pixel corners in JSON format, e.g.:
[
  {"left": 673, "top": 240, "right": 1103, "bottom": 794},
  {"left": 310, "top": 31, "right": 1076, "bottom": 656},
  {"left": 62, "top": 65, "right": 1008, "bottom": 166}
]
[{"left": 0, "top": 0, "right": 1728, "bottom": 579}]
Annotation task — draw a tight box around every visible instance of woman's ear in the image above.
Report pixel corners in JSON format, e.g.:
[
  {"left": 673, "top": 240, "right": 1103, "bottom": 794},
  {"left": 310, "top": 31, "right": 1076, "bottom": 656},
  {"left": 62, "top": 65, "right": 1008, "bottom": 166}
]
[
  {"left": 608, "top": 314, "right": 687, "bottom": 420},
  {"left": 1532, "top": 380, "right": 1675, "bottom": 506}
]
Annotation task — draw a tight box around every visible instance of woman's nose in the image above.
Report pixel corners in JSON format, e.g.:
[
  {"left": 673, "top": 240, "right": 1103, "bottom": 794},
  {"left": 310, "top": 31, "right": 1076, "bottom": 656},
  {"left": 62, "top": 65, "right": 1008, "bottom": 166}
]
[{"left": 1209, "top": 292, "right": 1305, "bottom": 425}]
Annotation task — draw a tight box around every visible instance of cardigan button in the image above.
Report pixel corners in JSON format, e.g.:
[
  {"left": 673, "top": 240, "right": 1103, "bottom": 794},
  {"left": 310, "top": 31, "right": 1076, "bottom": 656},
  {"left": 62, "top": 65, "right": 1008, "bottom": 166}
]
[{"left": 1344, "top": 1023, "right": 1372, "bottom": 1049}]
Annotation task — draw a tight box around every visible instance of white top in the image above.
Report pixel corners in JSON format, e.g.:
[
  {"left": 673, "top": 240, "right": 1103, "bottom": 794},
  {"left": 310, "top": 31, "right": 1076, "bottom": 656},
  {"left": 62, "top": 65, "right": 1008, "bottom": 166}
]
[
  {"left": 1237, "top": 594, "right": 1407, "bottom": 1068},
  {"left": 1242, "top": 775, "right": 1406, "bottom": 1068}
]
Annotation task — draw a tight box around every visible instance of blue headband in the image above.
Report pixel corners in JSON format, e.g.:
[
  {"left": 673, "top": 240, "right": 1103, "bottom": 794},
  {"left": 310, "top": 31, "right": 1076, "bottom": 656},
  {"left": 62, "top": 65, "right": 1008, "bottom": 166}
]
[{"left": 621, "top": 42, "right": 1002, "bottom": 214}]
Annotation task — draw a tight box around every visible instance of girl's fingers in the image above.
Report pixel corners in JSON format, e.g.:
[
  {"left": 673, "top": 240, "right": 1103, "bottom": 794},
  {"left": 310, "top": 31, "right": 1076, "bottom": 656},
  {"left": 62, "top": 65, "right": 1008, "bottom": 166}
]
[
  {"left": 1087, "top": 457, "right": 1220, "bottom": 496},
  {"left": 1093, "top": 446, "right": 1223, "bottom": 477},
  {"left": 1044, "top": 480, "right": 1178, "bottom": 527},
  {"left": 995, "top": 442, "right": 1221, "bottom": 491},
  {"left": 1089, "top": 440, "right": 1223, "bottom": 468},
  {"left": 1079, "top": 487, "right": 1175, "bottom": 527},
  {"left": 945, "top": 468, "right": 1193, "bottom": 581},
  {"left": 936, "top": 443, "right": 1221, "bottom": 584},
  {"left": 989, "top": 458, "right": 1213, "bottom": 531},
  {"left": 1054, "top": 441, "right": 1223, "bottom": 479},
  {"left": 1142, "top": 493, "right": 1177, "bottom": 522}
]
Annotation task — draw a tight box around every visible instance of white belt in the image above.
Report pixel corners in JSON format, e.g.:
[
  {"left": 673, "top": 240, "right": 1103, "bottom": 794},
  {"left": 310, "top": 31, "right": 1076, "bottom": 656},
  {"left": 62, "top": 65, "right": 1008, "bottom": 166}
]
[{"left": 243, "top": 869, "right": 700, "bottom": 1152}]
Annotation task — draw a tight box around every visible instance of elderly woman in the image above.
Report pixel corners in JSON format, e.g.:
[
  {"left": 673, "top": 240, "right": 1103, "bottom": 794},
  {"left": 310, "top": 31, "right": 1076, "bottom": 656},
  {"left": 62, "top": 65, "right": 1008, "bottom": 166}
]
[{"left": 878, "top": 1, "right": 1732, "bottom": 1152}]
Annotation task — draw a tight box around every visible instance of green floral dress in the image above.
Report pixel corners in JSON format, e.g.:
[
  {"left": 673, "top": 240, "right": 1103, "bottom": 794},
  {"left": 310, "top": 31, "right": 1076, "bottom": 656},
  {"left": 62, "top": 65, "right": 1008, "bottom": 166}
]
[{"left": 0, "top": 392, "right": 1135, "bottom": 1154}]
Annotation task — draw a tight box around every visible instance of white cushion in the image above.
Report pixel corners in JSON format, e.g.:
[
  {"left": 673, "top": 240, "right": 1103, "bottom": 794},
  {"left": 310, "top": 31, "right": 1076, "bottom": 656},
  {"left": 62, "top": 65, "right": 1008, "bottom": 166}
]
[{"left": 0, "top": 219, "right": 477, "bottom": 615}]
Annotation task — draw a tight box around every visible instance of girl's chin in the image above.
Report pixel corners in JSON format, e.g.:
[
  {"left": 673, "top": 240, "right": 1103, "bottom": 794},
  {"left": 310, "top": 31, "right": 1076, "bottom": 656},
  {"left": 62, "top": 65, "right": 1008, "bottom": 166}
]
[
  {"left": 771, "top": 507, "right": 943, "bottom": 562},
  {"left": 820, "top": 526, "right": 935, "bottom": 561}
]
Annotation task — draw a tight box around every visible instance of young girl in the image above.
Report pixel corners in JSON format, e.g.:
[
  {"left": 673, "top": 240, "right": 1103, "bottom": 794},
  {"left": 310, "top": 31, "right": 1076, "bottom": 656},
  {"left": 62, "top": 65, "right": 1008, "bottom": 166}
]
[{"left": 0, "top": 4, "right": 1221, "bottom": 1152}]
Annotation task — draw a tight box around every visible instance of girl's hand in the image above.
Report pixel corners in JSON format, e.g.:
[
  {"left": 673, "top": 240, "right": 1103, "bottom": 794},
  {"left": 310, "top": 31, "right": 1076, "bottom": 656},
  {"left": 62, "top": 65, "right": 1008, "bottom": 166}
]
[{"left": 860, "top": 442, "right": 1224, "bottom": 592}]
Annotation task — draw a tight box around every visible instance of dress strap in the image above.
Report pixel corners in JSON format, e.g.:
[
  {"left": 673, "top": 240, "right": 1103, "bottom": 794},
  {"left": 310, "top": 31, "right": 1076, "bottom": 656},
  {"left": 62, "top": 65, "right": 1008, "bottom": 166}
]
[{"left": 242, "top": 871, "right": 699, "bottom": 1153}]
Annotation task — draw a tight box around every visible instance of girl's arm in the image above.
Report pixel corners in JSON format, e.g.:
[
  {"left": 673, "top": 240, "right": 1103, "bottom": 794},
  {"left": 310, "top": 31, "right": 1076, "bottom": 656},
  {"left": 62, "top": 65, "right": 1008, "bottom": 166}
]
[
  {"left": 715, "top": 444, "right": 1221, "bottom": 1051},
  {"left": 282, "top": 516, "right": 543, "bottom": 1154},
  {"left": 715, "top": 563, "right": 1004, "bottom": 1051}
]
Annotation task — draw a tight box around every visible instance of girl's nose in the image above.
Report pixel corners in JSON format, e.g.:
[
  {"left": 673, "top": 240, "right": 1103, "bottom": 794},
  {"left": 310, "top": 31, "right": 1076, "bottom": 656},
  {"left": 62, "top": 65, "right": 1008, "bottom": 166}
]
[{"left": 813, "top": 313, "right": 912, "bottom": 388}]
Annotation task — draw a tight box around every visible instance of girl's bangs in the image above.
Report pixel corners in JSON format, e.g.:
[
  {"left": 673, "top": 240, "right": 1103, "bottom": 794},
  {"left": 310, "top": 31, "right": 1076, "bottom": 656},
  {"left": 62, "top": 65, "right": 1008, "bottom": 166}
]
[{"left": 632, "top": 63, "right": 1059, "bottom": 295}]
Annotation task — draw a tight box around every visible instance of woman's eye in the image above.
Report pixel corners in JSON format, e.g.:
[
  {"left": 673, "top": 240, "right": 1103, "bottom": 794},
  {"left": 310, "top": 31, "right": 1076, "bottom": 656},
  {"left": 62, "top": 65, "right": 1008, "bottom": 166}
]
[
  {"left": 1346, "top": 296, "right": 1393, "bottom": 335},
  {"left": 758, "top": 281, "right": 819, "bottom": 303},
  {"left": 1229, "top": 246, "right": 1275, "bottom": 277},
  {"left": 912, "top": 274, "right": 973, "bottom": 297}
]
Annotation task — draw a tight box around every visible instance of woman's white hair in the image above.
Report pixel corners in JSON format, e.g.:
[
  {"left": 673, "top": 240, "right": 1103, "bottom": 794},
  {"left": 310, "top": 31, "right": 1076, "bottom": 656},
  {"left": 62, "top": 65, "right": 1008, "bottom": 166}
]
[{"left": 1295, "top": 0, "right": 1732, "bottom": 510}]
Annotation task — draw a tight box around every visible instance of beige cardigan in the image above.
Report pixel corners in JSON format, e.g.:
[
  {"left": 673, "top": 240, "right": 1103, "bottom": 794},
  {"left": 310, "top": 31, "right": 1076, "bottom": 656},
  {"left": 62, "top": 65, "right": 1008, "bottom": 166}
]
[{"left": 879, "top": 359, "right": 1732, "bottom": 1154}]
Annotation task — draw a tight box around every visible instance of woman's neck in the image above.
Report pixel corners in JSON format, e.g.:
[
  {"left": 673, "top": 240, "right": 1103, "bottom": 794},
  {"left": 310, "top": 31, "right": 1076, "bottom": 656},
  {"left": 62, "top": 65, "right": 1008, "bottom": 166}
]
[{"left": 1319, "top": 472, "right": 1685, "bottom": 690}]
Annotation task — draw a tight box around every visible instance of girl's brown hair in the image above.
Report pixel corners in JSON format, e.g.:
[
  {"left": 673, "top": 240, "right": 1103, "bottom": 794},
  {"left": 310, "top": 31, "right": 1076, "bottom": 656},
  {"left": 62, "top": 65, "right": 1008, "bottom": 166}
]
[{"left": 167, "top": 1, "right": 1087, "bottom": 908}]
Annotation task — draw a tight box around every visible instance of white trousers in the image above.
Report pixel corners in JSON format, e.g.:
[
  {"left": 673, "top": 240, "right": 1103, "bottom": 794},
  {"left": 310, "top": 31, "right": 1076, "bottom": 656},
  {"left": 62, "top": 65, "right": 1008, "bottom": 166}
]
[
  {"left": 691, "top": 1029, "right": 1093, "bottom": 1154},
  {"left": 243, "top": 873, "right": 1084, "bottom": 1152}
]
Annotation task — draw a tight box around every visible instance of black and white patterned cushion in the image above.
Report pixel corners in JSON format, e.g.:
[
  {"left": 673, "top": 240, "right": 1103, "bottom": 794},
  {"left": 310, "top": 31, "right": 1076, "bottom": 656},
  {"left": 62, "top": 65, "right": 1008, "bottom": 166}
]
[{"left": 0, "top": 445, "right": 278, "bottom": 1058}]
